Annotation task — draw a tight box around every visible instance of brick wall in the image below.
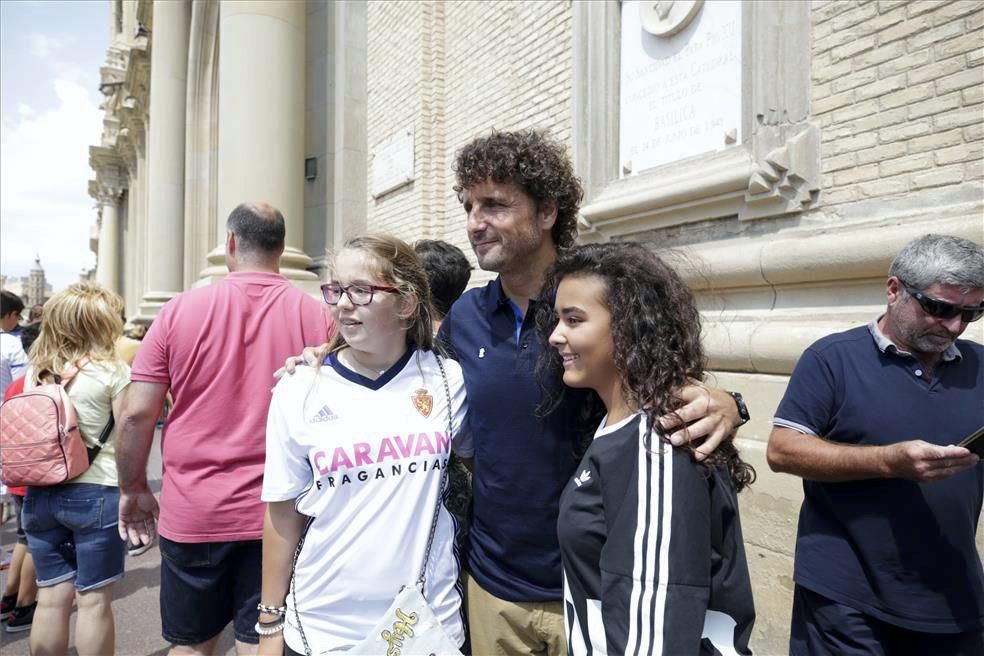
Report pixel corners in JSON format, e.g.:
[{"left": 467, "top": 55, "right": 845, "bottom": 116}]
[
  {"left": 366, "top": 0, "right": 574, "bottom": 283},
  {"left": 813, "top": 0, "right": 983, "bottom": 206},
  {"left": 441, "top": 0, "right": 573, "bottom": 283},
  {"left": 365, "top": 0, "right": 425, "bottom": 242},
  {"left": 364, "top": 0, "right": 449, "bottom": 242}
]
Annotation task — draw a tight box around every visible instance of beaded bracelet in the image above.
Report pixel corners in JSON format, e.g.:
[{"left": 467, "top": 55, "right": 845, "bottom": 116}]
[
  {"left": 256, "top": 603, "right": 287, "bottom": 616},
  {"left": 254, "top": 619, "right": 285, "bottom": 636}
]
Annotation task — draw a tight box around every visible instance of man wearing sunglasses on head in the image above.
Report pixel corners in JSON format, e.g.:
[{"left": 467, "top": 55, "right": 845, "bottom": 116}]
[{"left": 767, "top": 233, "right": 984, "bottom": 656}]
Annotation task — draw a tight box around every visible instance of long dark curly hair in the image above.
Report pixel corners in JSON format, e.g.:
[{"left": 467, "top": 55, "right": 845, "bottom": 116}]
[
  {"left": 453, "top": 129, "right": 583, "bottom": 250},
  {"left": 536, "top": 243, "right": 755, "bottom": 491}
]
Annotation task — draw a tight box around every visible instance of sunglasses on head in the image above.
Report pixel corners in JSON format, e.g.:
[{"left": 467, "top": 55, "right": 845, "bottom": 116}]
[{"left": 900, "top": 281, "right": 984, "bottom": 323}]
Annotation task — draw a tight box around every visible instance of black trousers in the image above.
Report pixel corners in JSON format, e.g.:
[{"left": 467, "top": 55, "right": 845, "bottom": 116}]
[{"left": 790, "top": 584, "right": 984, "bottom": 656}]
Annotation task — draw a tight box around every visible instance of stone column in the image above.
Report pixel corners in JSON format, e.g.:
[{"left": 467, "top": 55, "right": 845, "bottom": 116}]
[
  {"left": 330, "top": 1, "right": 368, "bottom": 251},
  {"left": 124, "top": 167, "right": 142, "bottom": 319},
  {"left": 95, "top": 194, "right": 122, "bottom": 293},
  {"left": 125, "top": 131, "right": 149, "bottom": 322},
  {"left": 139, "top": 0, "right": 191, "bottom": 318},
  {"left": 182, "top": 0, "right": 219, "bottom": 289},
  {"left": 198, "top": 0, "right": 317, "bottom": 287}
]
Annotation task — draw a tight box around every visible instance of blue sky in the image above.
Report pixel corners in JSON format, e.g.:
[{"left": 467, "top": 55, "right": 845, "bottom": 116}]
[{"left": 1, "top": 0, "right": 109, "bottom": 292}]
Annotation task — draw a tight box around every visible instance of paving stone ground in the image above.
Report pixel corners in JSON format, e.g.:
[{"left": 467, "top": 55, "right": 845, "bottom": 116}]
[{"left": 0, "top": 430, "right": 237, "bottom": 656}]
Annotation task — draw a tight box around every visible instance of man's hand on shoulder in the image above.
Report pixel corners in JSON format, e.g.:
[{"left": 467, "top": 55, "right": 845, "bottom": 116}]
[
  {"left": 883, "top": 440, "right": 979, "bottom": 482},
  {"left": 661, "top": 383, "right": 741, "bottom": 460},
  {"left": 273, "top": 343, "right": 329, "bottom": 381}
]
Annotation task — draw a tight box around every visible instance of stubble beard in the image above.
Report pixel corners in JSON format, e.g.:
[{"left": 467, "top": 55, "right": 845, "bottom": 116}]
[
  {"left": 905, "top": 329, "right": 956, "bottom": 354},
  {"left": 889, "top": 306, "right": 957, "bottom": 355},
  {"left": 479, "top": 229, "right": 544, "bottom": 275}
]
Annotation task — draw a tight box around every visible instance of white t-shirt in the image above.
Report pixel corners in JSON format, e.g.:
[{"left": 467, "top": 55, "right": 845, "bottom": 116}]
[
  {"left": 0, "top": 331, "right": 28, "bottom": 400},
  {"left": 263, "top": 347, "right": 469, "bottom": 654},
  {"left": 67, "top": 360, "right": 130, "bottom": 486}
]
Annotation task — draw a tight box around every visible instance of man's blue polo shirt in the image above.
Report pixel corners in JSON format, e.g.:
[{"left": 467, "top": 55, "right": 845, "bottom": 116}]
[
  {"left": 774, "top": 321, "right": 984, "bottom": 632},
  {"left": 439, "top": 277, "right": 585, "bottom": 601}
]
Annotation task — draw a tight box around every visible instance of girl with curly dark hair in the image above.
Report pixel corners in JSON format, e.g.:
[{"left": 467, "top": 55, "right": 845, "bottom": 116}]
[{"left": 541, "top": 242, "right": 756, "bottom": 655}]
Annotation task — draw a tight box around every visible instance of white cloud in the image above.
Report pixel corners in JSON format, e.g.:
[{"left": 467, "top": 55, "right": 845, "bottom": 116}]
[
  {"left": 0, "top": 74, "right": 102, "bottom": 291},
  {"left": 50, "top": 59, "right": 89, "bottom": 86},
  {"left": 27, "top": 33, "right": 74, "bottom": 58}
]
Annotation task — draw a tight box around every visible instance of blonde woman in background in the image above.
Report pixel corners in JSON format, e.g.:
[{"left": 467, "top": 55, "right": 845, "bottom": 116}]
[{"left": 21, "top": 282, "right": 130, "bottom": 656}]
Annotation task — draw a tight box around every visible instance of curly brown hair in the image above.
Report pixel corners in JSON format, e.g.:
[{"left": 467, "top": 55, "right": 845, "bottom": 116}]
[
  {"left": 536, "top": 243, "right": 755, "bottom": 491},
  {"left": 453, "top": 129, "right": 584, "bottom": 250}
]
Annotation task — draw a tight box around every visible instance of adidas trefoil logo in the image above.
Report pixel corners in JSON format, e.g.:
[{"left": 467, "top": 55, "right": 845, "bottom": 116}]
[
  {"left": 573, "top": 469, "right": 592, "bottom": 488},
  {"left": 309, "top": 405, "right": 338, "bottom": 423}
]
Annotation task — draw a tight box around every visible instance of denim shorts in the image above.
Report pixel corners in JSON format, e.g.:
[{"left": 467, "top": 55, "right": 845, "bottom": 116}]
[
  {"left": 22, "top": 483, "right": 126, "bottom": 591},
  {"left": 159, "top": 537, "right": 261, "bottom": 645}
]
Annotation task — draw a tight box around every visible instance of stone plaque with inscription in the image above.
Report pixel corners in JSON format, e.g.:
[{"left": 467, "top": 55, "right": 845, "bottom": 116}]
[
  {"left": 619, "top": 0, "right": 742, "bottom": 177},
  {"left": 371, "top": 127, "right": 415, "bottom": 198}
]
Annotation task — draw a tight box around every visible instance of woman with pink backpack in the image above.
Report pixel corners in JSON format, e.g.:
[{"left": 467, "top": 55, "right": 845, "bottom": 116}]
[{"left": 18, "top": 282, "right": 130, "bottom": 656}]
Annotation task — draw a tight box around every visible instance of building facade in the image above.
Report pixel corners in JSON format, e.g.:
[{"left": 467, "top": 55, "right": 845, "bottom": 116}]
[
  {"left": 89, "top": 1, "right": 983, "bottom": 651},
  {"left": 0, "top": 256, "right": 53, "bottom": 307}
]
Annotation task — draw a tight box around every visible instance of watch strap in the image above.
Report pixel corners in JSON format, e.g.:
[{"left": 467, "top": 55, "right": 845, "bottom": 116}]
[{"left": 728, "top": 391, "right": 751, "bottom": 427}]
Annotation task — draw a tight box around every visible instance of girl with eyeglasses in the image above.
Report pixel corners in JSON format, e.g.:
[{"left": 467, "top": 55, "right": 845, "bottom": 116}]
[
  {"left": 257, "top": 235, "right": 469, "bottom": 656},
  {"left": 538, "top": 243, "right": 756, "bottom": 655}
]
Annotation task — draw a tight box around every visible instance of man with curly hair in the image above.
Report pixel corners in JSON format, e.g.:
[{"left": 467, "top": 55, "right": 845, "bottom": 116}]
[{"left": 438, "top": 129, "right": 747, "bottom": 654}]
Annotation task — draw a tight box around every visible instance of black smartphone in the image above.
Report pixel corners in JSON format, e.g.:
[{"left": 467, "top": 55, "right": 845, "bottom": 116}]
[{"left": 958, "top": 424, "right": 984, "bottom": 457}]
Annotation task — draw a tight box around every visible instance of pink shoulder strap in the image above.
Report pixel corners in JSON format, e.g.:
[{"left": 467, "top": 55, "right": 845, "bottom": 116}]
[{"left": 54, "top": 357, "right": 92, "bottom": 389}]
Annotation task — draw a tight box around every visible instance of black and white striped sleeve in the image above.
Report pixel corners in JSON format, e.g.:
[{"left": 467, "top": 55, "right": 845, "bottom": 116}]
[{"left": 599, "top": 427, "right": 754, "bottom": 656}]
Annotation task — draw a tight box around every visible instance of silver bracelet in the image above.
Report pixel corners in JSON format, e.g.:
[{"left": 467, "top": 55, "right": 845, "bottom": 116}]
[
  {"left": 254, "top": 619, "right": 285, "bottom": 636},
  {"left": 256, "top": 603, "right": 287, "bottom": 616}
]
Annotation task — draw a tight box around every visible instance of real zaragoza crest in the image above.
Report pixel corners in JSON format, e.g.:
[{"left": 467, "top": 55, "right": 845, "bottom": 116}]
[{"left": 411, "top": 388, "right": 433, "bottom": 417}]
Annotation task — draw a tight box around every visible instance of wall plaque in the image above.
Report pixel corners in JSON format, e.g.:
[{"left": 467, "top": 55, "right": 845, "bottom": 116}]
[
  {"left": 639, "top": 0, "right": 704, "bottom": 37},
  {"left": 619, "top": 0, "right": 741, "bottom": 176},
  {"left": 371, "top": 127, "right": 414, "bottom": 198}
]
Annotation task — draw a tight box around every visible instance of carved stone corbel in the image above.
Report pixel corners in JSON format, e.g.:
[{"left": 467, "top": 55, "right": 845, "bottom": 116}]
[
  {"left": 88, "top": 146, "right": 128, "bottom": 203},
  {"left": 740, "top": 123, "right": 820, "bottom": 221}
]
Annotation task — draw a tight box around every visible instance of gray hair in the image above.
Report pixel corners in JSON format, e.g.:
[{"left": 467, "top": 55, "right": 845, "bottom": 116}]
[{"left": 889, "top": 234, "right": 984, "bottom": 291}]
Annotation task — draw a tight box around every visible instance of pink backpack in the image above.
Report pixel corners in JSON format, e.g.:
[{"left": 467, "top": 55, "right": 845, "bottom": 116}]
[{"left": 0, "top": 366, "right": 109, "bottom": 486}]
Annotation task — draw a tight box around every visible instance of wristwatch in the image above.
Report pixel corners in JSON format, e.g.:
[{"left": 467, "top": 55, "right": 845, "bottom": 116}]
[{"left": 727, "top": 391, "right": 751, "bottom": 427}]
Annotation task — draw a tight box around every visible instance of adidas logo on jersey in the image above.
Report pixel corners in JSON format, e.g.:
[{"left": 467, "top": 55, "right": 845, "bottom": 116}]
[
  {"left": 309, "top": 405, "right": 338, "bottom": 423},
  {"left": 573, "top": 469, "right": 592, "bottom": 488}
]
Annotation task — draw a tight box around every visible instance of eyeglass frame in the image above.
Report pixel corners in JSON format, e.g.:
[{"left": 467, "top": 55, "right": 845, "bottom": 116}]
[
  {"left": 899, "top": 280, "right": 984, "bottom": 323},
  {"left": 320, "top": 282, "right": 398, "bottom": 306}
]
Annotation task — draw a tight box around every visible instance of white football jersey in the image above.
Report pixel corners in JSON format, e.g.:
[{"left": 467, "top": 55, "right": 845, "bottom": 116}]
[{"left": 262, "top": 348, "right": 468, "bottom": 654}]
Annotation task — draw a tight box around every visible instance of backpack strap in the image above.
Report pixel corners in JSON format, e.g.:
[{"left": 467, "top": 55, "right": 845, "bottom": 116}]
[
  {"left": 52, "top": 357, "right": 91, "bottom": 389},
  {"left": 54, "top": 358, "right": 113, "bottom": 465},
  {"left": 85, "top": 415, "right": 115, "bottom": 464}
]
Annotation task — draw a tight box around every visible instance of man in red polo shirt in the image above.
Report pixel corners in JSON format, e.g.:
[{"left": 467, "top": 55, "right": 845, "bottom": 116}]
[{"left": 116, "top": 202, "right": 332, "bottom": 654}]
